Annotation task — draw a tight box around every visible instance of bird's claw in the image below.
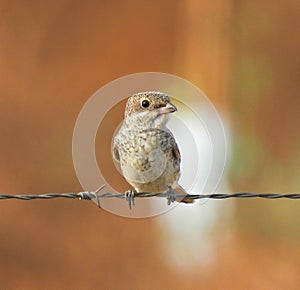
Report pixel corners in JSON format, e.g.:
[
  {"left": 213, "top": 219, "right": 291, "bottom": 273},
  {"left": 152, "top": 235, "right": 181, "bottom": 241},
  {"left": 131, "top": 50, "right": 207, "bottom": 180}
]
[
  {"left": 166, "top": 188, "right": 176, "bottom": 205},
  {"left": 125, "top": 189, "right": 136, "bottom": 210}
]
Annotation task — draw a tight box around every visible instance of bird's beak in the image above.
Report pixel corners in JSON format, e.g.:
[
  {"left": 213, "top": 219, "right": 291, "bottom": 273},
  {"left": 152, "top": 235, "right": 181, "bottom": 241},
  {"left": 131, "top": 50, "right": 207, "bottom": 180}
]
[{"left": 159, "top": 103, "right": 177, "bottom": 114}]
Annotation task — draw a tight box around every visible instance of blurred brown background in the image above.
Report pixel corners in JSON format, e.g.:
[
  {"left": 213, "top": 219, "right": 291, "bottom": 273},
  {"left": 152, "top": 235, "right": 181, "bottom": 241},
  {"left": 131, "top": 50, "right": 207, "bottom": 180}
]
[{"left": 0, "top": 0, "right": 300, "bottom": 289}]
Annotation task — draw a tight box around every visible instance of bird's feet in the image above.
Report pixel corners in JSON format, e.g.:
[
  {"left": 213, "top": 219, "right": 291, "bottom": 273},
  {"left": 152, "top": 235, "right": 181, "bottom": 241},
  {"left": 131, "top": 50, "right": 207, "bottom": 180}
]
[
  {"left": 125, "top": 189, "right": 136, "bottom": 210},
  {"left": 166, "top": 187, "right": 176, "bottom": 205}
]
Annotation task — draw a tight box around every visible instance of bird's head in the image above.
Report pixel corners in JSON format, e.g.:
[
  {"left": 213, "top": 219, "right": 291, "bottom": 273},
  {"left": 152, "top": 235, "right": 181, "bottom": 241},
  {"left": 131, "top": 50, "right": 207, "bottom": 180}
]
[
  {"left": 124, "top": 92, "right": 177, "bottom": 128},
  {"left": 125, "top": 92, "right": 177, "bottom": 117}
]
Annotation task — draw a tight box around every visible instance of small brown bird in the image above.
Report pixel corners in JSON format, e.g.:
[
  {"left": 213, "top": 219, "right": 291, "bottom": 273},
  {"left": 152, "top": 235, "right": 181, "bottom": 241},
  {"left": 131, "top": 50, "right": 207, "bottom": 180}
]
[{"left": 112, "top": 91, "right": 193, "bottom": 207}]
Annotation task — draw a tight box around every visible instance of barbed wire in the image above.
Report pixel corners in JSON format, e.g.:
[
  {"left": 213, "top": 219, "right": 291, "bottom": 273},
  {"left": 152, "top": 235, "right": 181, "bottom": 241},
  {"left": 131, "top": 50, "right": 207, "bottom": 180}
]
[{"left": 0, "top": 191, "right": 300, "bottom": 209}]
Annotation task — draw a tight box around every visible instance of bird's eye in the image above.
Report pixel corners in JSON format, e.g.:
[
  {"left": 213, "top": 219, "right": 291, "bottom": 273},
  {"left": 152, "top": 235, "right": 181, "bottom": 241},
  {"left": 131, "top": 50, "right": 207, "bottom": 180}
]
[{"left": 141, "top": 99, "right": 150, "bottom": 108}]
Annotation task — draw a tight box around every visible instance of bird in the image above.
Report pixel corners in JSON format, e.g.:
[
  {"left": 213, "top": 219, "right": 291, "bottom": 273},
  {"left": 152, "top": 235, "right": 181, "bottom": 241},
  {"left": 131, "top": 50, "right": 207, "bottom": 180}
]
[{"left": 112, "top": 91, "right": 194, "bottom": 208}]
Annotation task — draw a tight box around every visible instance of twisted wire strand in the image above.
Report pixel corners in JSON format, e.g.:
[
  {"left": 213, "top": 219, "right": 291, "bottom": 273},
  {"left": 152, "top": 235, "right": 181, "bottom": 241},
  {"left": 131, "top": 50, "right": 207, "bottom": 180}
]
[{"left": 0, "top": 192, "right": 300, "bottom": 201}]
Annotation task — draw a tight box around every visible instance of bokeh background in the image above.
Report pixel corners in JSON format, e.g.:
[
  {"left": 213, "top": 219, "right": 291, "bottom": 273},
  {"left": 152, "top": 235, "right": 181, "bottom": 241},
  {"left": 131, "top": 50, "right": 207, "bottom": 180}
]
[{"left": 0, "top": 0, "right": 300, "bottom": 289}]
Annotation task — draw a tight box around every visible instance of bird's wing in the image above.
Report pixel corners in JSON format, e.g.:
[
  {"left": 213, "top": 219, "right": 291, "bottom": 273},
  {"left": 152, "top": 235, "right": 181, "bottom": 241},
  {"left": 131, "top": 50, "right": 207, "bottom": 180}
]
[
  {"left": 171, "top": 136, "right": 181, "bottom": 162},
  {"left": 112, "top": 143, "right": 120, "bottom": 162},
  {"left": 112, "top": 140, "right": 123, "bottom": 176}
]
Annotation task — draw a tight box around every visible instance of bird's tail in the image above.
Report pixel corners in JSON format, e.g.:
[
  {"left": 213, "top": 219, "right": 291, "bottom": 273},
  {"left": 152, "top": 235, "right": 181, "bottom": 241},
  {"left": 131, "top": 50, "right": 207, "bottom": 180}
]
[{"left": 173, "top": 184, "right": 194, "bottom": 204}]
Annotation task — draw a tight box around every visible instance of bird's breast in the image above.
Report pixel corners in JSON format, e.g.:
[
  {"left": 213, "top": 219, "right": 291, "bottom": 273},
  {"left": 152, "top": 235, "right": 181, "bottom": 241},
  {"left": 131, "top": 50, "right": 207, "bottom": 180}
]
[{"left": 114, "top": 126, "right": 180, "bottom": 192}]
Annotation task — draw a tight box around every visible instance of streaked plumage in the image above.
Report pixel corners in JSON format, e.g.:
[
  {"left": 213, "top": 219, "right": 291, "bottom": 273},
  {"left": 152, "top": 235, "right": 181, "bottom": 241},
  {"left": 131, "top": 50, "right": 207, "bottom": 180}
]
[{"left": 113, "top": 91, "right": 193, "bottom": 204}]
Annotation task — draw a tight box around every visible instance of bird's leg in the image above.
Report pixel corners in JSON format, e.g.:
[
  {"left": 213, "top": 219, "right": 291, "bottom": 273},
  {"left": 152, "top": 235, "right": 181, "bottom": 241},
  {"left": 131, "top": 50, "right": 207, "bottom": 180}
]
[
  {"left": 125, "top": 189, "right": 136, "bottom": 210},
  {"left": 166, "top": 187, "right": 176, "bottom": 205}
]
